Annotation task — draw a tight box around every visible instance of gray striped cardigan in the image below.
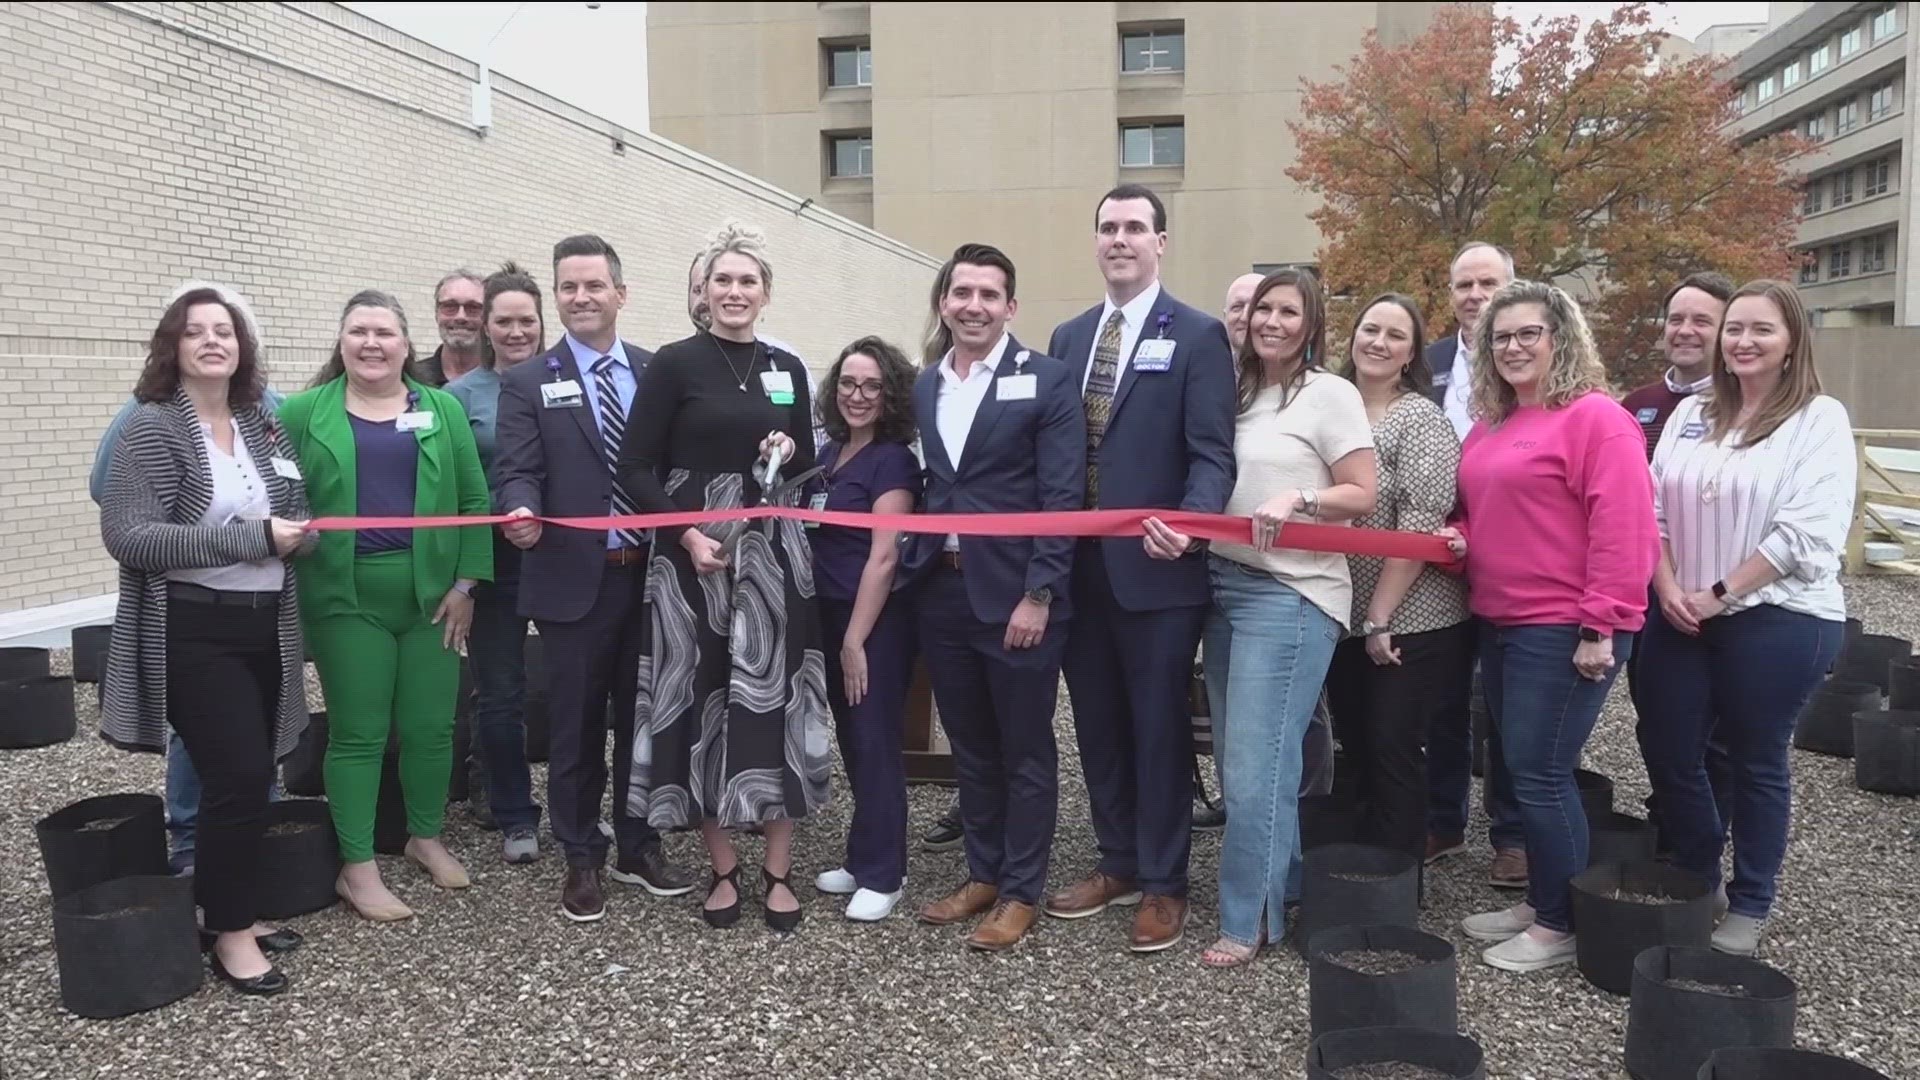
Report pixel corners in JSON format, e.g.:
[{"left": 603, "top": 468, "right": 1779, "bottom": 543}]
[{"left": 98, "top": 388, "right": 311, "bottom": 759}]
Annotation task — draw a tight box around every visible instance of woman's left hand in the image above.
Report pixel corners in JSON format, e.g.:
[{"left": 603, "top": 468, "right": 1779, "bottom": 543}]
[
  {"left": 758, "top": 430, "right": 796, "bottom": 464},
  {"left": 1573, "top": 636, "right": 1614, "bottom": 682},
  {"left": 1681, "top": 590, "right": 1728, "bottom": 624},
  {"left": 433, "top": 587, "right": 475, "bottom": 655}
]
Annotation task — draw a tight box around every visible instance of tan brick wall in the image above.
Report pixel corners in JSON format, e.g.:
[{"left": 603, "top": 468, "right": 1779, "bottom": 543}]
[{"left": 0, "top": 1, "right": 939, "bottom": 614}]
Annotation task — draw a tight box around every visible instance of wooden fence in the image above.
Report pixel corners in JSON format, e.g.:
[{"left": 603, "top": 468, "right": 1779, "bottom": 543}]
[{"left": 1848, "top": 429, "right": 1920, "bottom": 575}]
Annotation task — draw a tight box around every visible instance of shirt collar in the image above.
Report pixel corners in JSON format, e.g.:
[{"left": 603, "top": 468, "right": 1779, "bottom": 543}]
[
  {"left": 1100, "top": 280, "right": 1163, "bottom": 336},
  {"left": 938, "top": 332, "right": 1013, "bottom": 384},
  {"left": 1664, "top": 366, "right": 1713, "bottom": 395},
  {"left": 564, "top": 332, "right": 626, "bottom": 371}
]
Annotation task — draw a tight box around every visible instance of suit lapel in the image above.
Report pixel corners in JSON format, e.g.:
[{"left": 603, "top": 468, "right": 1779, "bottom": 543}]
[
  {"left": 958, "top": 337, "right": 1021, "bottom": 472},
  {"left": 916, "top": 370, "right": 955, "bottom": 479},
  {"left": 1109, "top": 289, "right": 1174, "bottom": 422},
  {"left": 1064, "top": 311, "right": 1095, "bottom": 391},
  {"left": 551, "top": 342, "right": 608, "bottom": 463}
]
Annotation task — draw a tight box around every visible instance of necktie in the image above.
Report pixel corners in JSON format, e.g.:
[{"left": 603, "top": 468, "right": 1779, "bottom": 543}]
[
  {"left": 592, "top": 354, "right": 646, "bottom": 549},
  {"left": 1082, "top": 309, "right": 1126, "bottom": 505}
]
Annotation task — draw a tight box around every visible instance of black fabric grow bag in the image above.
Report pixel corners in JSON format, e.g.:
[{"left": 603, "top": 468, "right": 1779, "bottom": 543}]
[
  {"left": 35, "top": 792, "right": 169, "bottom": 900},
  {"left": 1794, "top": 679, "right": 1882, "bottom": 757},
  {"left": 1297, "top": 843, "right": 1420, "bottom": 956},
  {"left": 69, "top": 624, "right": 112, "bottom": 684},
  {"left": 282, "top": 711, "right": 329, "bottom": 797},
  {"left": 52, "top": 874, "right": 201, "bottom": 1017},
  {"left": 1625, "top": 946, "right": 1797, "bottom": 1080},
  {"left": 254, "top": 798, "right": 341, "bottom": 919},
  {"left": 1306, "top": 924, "right": 1457, "bottom": 1038},
  {"left": 1834, "top": 634, "right": 1912, "bottom": 693},
  {"left": 1888, "top": 658, "right": 1920, "bottom": 710},
  {"left": 1853, "top": 708, "right": 1920, "bottom": 796},
  {"left": 0, "top": 646, "right": 50, "bottom": 681},
  {"left": 0, "top": 675, "right": 77, "bottom": 749},
  {"left": 1306, "top": 1027, "right": 1485, "bottom": 1079},
  {"left": 1587, "top": 812, "right": 1657, "bottom": 869},
  {"left": 1570, "top": 860, "right": 1716, "bottom": 995},
  {"left": 1697, "top": 1047, "right": 1892, "bottom": 1079}
]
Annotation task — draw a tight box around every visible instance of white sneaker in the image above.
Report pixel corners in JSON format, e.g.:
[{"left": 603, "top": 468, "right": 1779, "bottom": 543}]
[
  {"left": 1711, "top": 883, "right": 1730, "bottom": 922},
  {"left": 845, "top": 886, "right": 903, "bottom": 922},
  {"left": 1711, "top": 913, "right": 1764, "bottom": 956},
  {"left": 1482, "top": 928, "right": 1577, "bottom": 973},
  {"left": 1462, "top": 902, "right": 1536, "bottom": 943},
  {"left": 814, "top": 867, "right": 858, "bottom": 895},
  {"left": 596, "top": 819, "right": 615, "bottom": 841}
]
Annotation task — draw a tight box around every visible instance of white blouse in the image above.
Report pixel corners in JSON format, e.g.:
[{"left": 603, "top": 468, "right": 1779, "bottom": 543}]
[
  {"left": 1650, "top": 394, "right": 1854, "bottom": 621},
  {"left": 167, "top": 418, "right": 287, "bottom": 592}
]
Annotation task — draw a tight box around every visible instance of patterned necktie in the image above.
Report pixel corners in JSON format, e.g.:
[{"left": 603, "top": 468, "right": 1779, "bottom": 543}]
[
  {"left": 1082, "top": 309, "right": 1126, "bottom": 505},
  {"left": 592, "top": 354, "right": 646, "bottom": 549}
]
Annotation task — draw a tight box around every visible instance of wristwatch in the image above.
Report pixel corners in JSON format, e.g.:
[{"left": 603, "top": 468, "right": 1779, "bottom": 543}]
[
  {"left": 1298, "top": 487, "right": 1321, "bottom": 518},
  {"left": 1578, "top": 627, "right": 1603, "bottom": 643},
  {"left": 1710, "top": 580, "right": 1729, "bottom": 600},
  {"left": 453, "top": 580, "right": 475, "bottom": 597},
  {"left": 1361, "top": 619, "right": 1391, "bottom": 638},
  {"left": 1025, "top": 587, "right": 1053, "bottom": 606}
]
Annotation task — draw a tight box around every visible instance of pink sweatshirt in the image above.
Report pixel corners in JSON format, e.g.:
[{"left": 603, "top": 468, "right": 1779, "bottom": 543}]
[{"left": 1456, "top": 392, "right": 1658, "bottom": 634}]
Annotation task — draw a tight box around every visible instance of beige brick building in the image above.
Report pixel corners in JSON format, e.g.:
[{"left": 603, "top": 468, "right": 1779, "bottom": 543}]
[
  {"left": 0, "top": 2, "right": 939, "bottom": 620},
  {"left": 648, "top": 1, "right": 1455, "bottom": 336}
]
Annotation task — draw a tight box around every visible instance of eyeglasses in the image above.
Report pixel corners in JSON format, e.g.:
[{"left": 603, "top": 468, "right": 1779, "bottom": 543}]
[
  {"left": 437, "top": 301, "right": 484, "bottom": 317},
  {"left": 1491, "top": 325, "right": 1548, "bottom": 352},
  {"left": 836, "top": 378, "right": 885, "bottom": 399}
]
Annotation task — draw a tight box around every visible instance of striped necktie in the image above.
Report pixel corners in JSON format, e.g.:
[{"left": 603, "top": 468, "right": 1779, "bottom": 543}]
[
  {"left": 591, "top": 354, "right": 646, "bottom": 549},
  {"left": 1082, "top": 309, "right": 1126, "bottom": 505}
]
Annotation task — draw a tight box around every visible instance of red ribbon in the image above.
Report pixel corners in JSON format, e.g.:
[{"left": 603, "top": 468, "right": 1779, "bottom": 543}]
[{"left": 304, "top": 507, "right": 1455, "bottom": 563}]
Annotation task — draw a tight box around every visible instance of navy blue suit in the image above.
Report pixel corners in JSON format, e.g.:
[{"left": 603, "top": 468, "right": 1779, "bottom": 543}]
[
  {"left": 908, "top": 336, "right": 1085, "bottom": 904},
  {"left": 1048, "top": 288, "right": 1235, "bottom": 897},
  {"left": 493, "top": 337, "right": 659, "bottom": 868}
]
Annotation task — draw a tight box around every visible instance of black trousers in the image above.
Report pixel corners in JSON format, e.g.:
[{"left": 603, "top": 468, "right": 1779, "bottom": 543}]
[
  {"left": 1324, "top": 621, "right": 1475, "bottom": 859},
  {"left": 165, "top": 591, "right": 284, "bottom": 932}
]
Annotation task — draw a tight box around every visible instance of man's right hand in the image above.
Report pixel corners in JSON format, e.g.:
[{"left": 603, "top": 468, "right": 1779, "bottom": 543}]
[
  {"left": 683, "top": 530, "right": 728, "bottom": 575},
  {"left": 502, "top": 507, "right": 542, "bottom": 549}
]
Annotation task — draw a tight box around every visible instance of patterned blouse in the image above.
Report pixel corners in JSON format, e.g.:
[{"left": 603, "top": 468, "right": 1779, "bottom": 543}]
[{"left": 1346, "top": 392, "right": 1470, "bottom": 637}]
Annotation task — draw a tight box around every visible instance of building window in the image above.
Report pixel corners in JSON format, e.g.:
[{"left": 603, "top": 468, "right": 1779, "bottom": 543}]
[
  {"left": 1757, "top": 75, "right": 1775, "bottom": 101},
  {"left": 1863, "top": 232, "right": 1890, "bottom": 273},
  {"left": 1120, "top": 26, "right": 1185, "bottom": 73},
  {"left": 1866, "top": 157, "right": 1893, "bottom": 196},
  {"left": 1804, "top": 112, "right": 1827, "bottom": 142},
  {"left": 828, "top": 133, "right": 873, "bottom": 178},
  {"left": 1872, "top": 5, "right": 1898, "bottom": 41},
  {"left": 1838, "top": 97, "right": 1861, "bottom": 132},
  {"left": 1120, "top": 121, "right": 1185, "bottom": 167},
  {"left": 1869, "top": 82, "right": 1896, "bottom": 120},
  {"left": 1782, "top": 61, "right": 1802, "bottom": 89},
  {"left": 826, "top": 44, "right": 872, "bottom": 88},
  {"left": 1834, "top": 167, "right": 1856, "bottom": 206},
  {"left": 1805, "top": 180, "right": 1824, "bottom": 214},
  {"left": 1799, "top": 251, "right": 1821, "bottom": 284},
  {"left": 1829, "top": 243, "right": 1852, "bottom": 279},
  {"left": 1840, "top": 25, "right": 1863, "bottom": 57},
  {"left": 1810, "top": 44, "right": 1831, "bottom": 75}
]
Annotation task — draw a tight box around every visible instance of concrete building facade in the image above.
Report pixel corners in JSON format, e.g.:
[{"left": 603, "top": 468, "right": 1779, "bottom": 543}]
[
  {"left": 647, "top": 1, "right": 1453, "bottom": 337},
  {"left": 1727, "top": 2, "right": 1914, "bottom": 326},
  {"left": 0, "top": 2, "right": 939, "bottom": 619}
]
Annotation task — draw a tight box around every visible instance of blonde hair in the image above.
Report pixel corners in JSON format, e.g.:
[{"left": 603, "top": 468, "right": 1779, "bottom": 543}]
[
  {"left": 1468, "top": 280, "right": 1609, "bottom": 425},
  {"left": 1702, "top": 279, "right": 1823, "bottom": 447},
  {"left": 697, "top": 220, "right": 772, "bottom": 295}
]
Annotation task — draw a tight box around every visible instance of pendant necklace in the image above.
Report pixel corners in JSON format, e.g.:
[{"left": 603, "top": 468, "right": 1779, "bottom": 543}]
[{"left": 709, "top": 331, "right": 758, "bottom": 392}]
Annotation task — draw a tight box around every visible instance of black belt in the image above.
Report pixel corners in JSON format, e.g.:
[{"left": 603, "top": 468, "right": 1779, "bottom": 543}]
[
  {"left": 168, "top": 581, "right": 282, "bottom": 609},
  {"left": 939, "top": 551, "right": 963, "bottom": 571}
]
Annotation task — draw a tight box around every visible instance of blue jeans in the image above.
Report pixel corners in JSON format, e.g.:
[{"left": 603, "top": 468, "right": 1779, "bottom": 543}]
[
  {"left": 1628, "top": 587, "right": 1733, "bottom": 853},
  {"left": 467, "top": 551, "right": 540, "bottom": 831},
  {"left": 1203, "top": 557, "right": 1341, "bottom": 947},
  {"left": 167, "top": 731, "right": 281, "bottom": 873},
  {"left": 1635, "top": 603, "right": 1841, "bottom": 919},
  {"left": 1479, "top": 623, "right": 1633, "bottom": 933}
]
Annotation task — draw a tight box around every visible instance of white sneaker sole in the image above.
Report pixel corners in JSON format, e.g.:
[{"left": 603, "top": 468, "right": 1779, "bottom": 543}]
[
  {"left": 815, "top": 872, "right": 858, "bottom": 896},
  {"left": 1482, "top": 944, "right": 1576, "bottom": 973},
  {"left": 608, "top": 868, "right": 696, "bottom": 898},
  {"left": 560, "top": 902, "right": 607, "bottom": 923},
  {"left": 1044, "top": 892, "right": 1144, "bottom": 920}
]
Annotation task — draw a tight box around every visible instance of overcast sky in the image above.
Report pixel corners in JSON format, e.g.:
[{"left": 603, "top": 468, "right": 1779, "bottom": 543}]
[{"left": 346, "top": 2, "right": 1773, "bottom": 136}]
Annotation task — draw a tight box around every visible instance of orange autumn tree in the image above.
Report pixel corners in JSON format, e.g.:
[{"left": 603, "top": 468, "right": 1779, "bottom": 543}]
[{"left": 1288, "top": 3, "right": 1804, "bottom": 384}]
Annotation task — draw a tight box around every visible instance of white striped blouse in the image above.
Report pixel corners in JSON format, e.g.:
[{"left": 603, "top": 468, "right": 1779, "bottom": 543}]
[{"left": 1650, "top": 393, "right": 1856, "bottom": 622}]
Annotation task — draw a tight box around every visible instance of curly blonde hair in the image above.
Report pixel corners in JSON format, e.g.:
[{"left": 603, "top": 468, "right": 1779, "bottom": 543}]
[
  {"left": 1468, "top": 280, "right": 1609, "bottom": 425},
  {"left": 696, "top": 220, "right": 772, "bottom": 295}
]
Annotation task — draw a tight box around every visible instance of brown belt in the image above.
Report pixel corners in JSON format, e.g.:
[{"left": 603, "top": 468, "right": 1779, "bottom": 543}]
[
  {"left": 605, "top": 547, "right": 647, "bottom": 567},
  {"left": 940, "top": 551, "right": 963, "bottom": 571}
]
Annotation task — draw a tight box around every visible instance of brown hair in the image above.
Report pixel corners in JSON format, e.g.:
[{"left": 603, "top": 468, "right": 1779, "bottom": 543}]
[
  {"left": 1235, "top": 268, "right": 1326, "bottom": 413},
  {"left": 1702, "top": 279, "right": 1822, "bottom": 447},
  {"left": 133, "top": 288, "right": 265, "bottom": 407},
  {"left": 1468, "top": 280, "right": 1608, "bottom": 425},
  {"left": 1340, "top": 292, "right": 1431, "bottom": 398},
  {"left": 922, "top": 243, "right": 1018, "bottom": 367},
  {"left": 309, "top": 289, "right": 420, "bottom": 388},
  {"left": 480, "top": 261, "right": 545, "bottom": 369},
  {"left": 817, "top": 336, "right": 918, "bottom": 445}
]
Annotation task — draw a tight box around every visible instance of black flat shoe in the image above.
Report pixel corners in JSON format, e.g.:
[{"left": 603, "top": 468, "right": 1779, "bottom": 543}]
[
  {"left": 762, "top": 866, "right": 803, "bottom": 934},
  {"left": 200, "top": 927, "right": 303, "bottom": 955},
  {"left": 209, "top": 952, "right": 289, "bottom": 997},
  {"left": 702, "top": 865, "right": 742, "bottom": 929}
]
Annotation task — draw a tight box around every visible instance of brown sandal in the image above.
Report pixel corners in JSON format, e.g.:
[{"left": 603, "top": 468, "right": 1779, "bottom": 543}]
[{"left": 1200, "top": 933, "right": 1264, "bottom": 968}]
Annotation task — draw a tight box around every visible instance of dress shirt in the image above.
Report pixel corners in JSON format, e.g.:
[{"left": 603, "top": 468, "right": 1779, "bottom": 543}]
[
  {"left": 567, "top": 330, "right": 638, "bottom": 549},
  {"left": 936, "top": 331, "right": 1012, "bottom": 551},
  {"left": 1080, "top": 280, "right": 1163, "bottom": 392},
  {"left": 169, "top": 417, "right": 286, "bottom": 592},
  {"left": 1444, "top": 331, "right": 1475, "bottom": 439}
]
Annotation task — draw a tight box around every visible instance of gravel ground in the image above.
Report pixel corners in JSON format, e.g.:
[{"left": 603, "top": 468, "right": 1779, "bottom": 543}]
[{"left": 3, "top": 577, "right": 1918, "bottom": 1079}]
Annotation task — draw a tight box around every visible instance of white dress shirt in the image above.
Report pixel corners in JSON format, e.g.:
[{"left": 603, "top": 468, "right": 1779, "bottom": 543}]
[
  {"left": 1081, "top": 280, "right": 1163, "bottom": 392},
  {"left": 1443, "top": 332, "right": 1475, "bottom": 439},
  {"left": 1652, "top": 394, "right": 1856, "bottom": 621},
  {"left": 169, "top": 418, "right": 286, "bottom": 592},
  {"left": 936, "top": 332, "right": 1012, "bottom": 551}
]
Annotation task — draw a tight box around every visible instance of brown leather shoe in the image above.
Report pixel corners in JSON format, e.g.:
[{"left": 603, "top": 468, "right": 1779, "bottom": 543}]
[
  {"left": 1129, "top": 895, "right": 1188, "bottom": 952},
  {"left": 1043, "top": 870, "right": 1143, "bottom": 919},
  {"left": 1489, "top": 848, "right": 1529, "bottom": 889},
  {"left": 918, "top": 880, "right": 998, "bottom": 926},
  {"left": 561, "top": 867, "right": 606, "bottom": 923},
  {"left": 966, "top": 899, "right": 1037, "bottom": 952},
  {"left": 1424, "top": 833, "right": 1467, "bottom": 865}
]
